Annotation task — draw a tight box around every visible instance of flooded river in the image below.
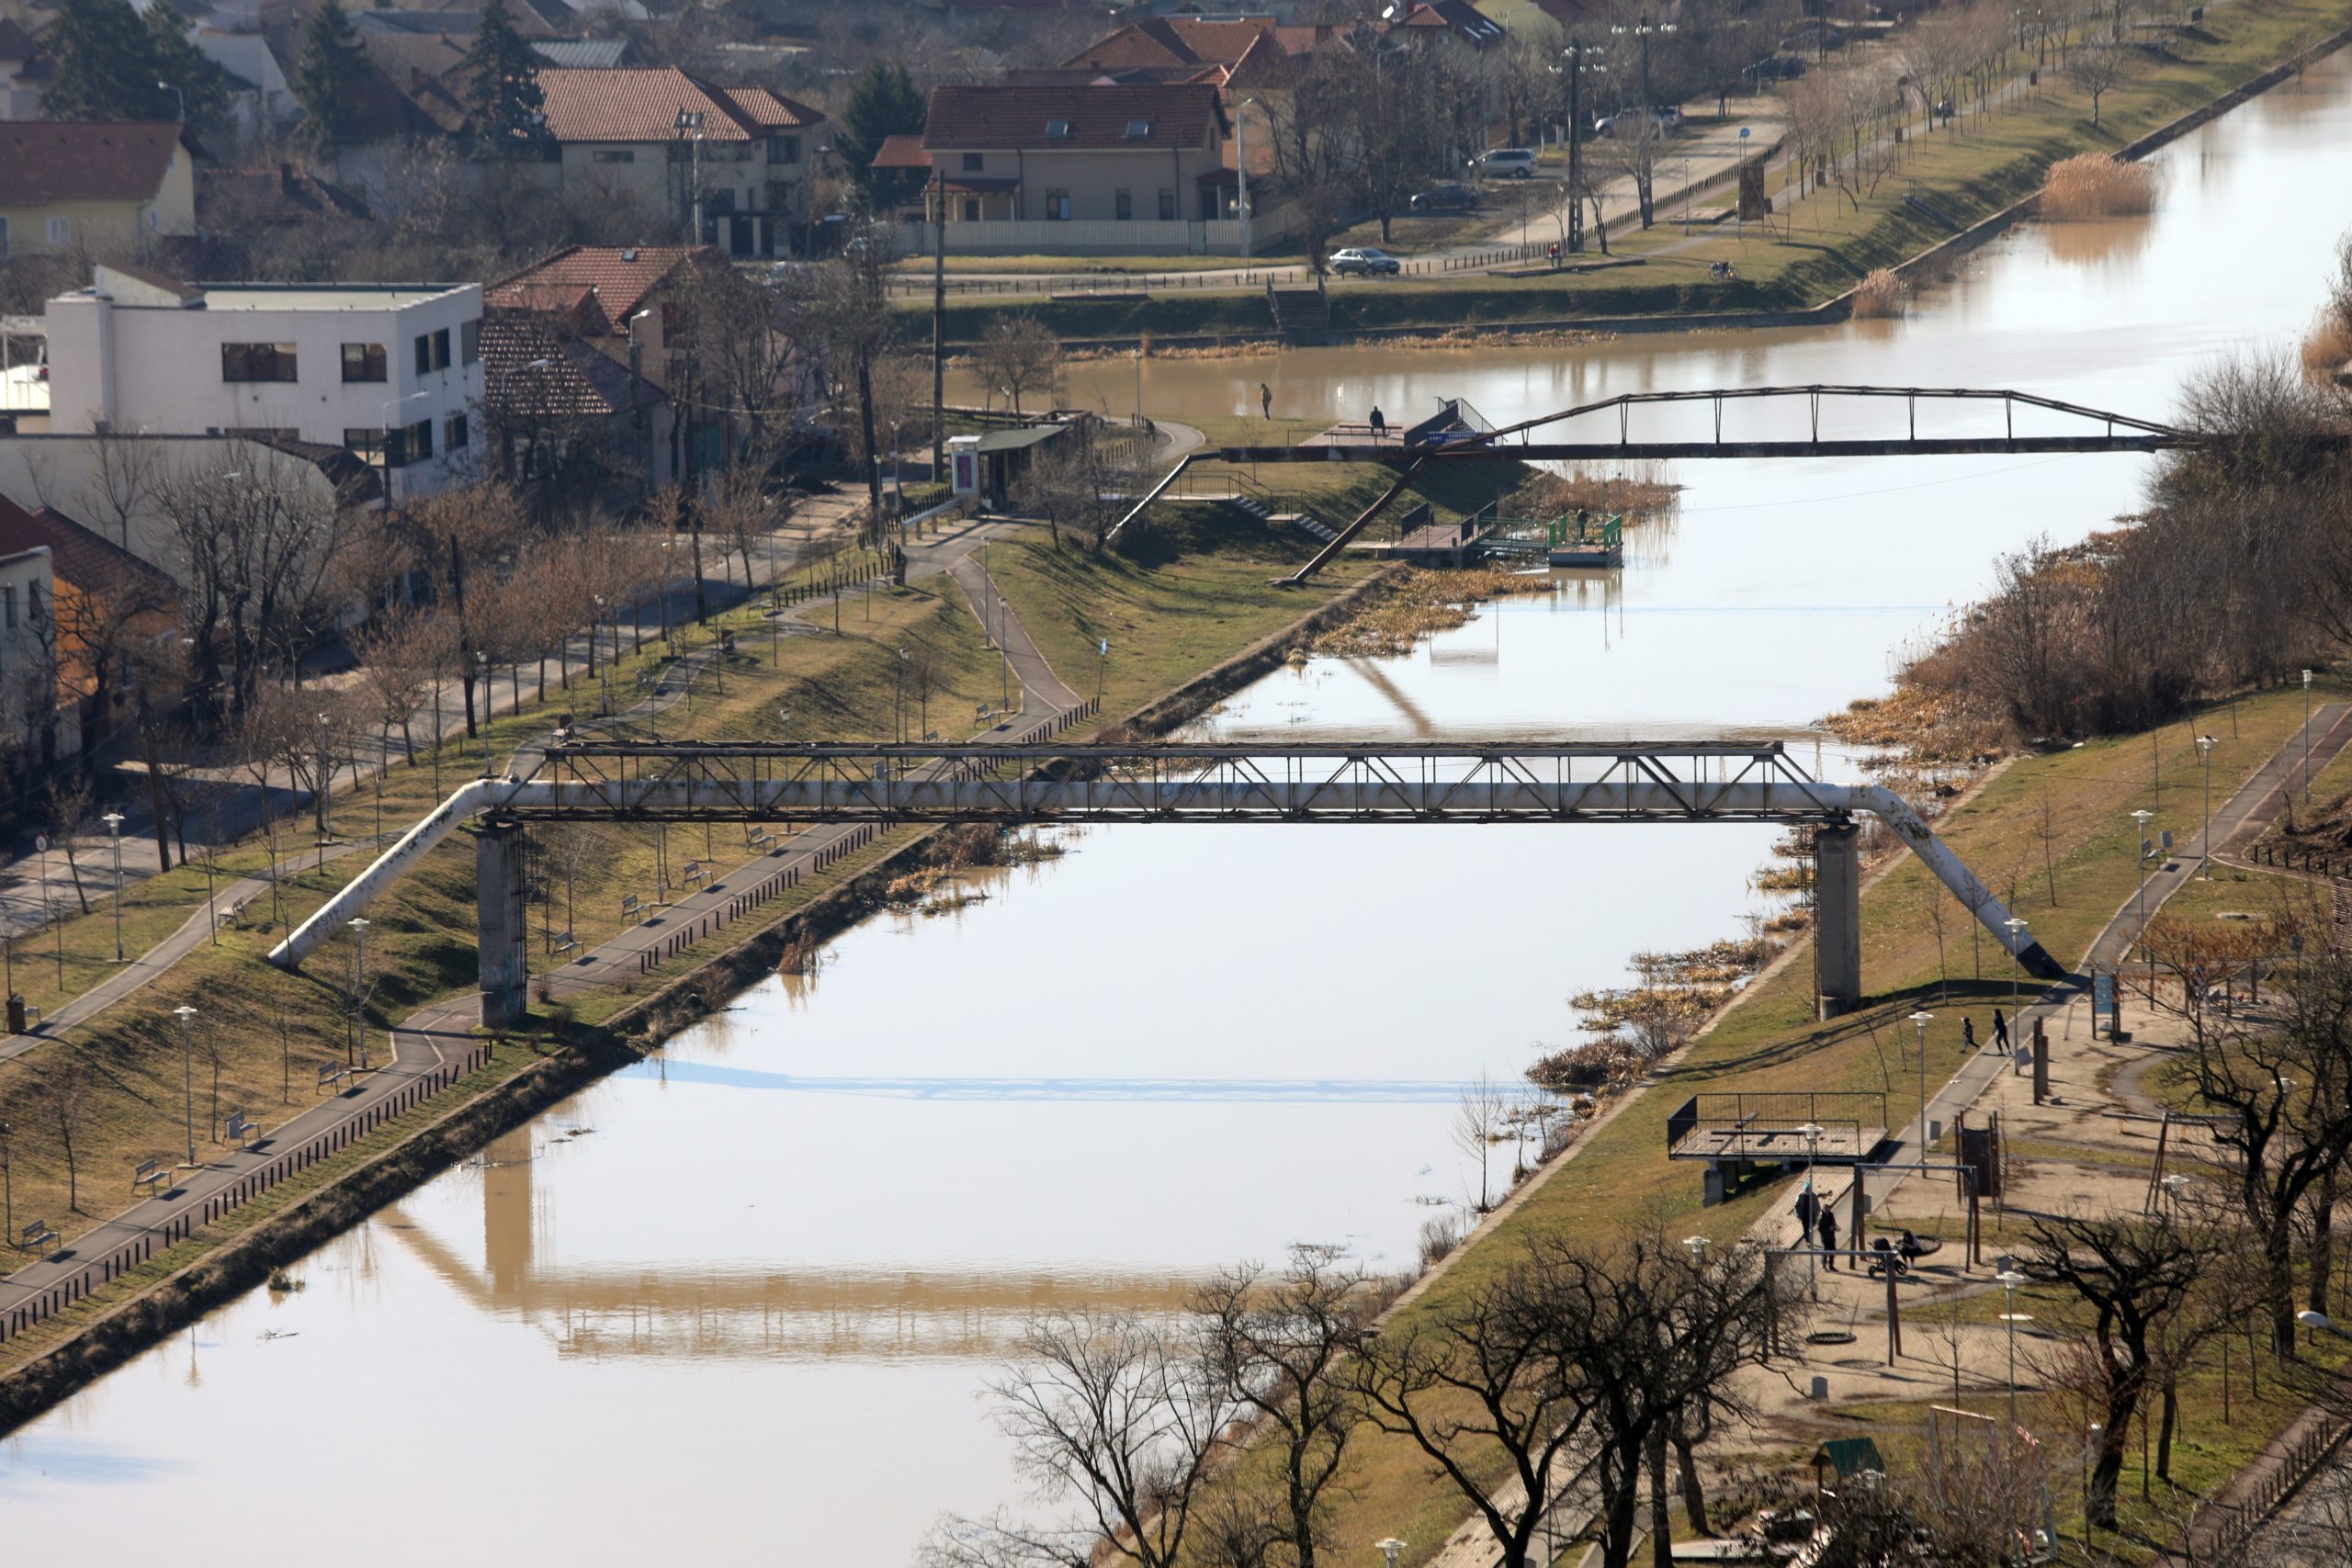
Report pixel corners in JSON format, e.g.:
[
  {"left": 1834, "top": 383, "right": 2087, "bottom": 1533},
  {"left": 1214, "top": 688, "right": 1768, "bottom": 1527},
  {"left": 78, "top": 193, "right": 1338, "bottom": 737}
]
[{"left": 6, "top": 53, "right": 2349, "bottom": 1567}]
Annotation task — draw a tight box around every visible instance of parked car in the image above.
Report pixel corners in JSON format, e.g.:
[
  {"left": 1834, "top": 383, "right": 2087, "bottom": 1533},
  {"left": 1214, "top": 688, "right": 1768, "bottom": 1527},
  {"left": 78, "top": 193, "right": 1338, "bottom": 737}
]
[
  {"left": 1330, "top": 247, "right": 1402, "bottom": 276},
  {"left": 1650, "top": 104, "right": 1683, "bottom": 130},
  {"left": 1475, "top": 148, "right": 1538, "bottom": 178},
  {"left": 1747, "top": 52, "right": 1808, "bottom": 80},
  {"left": 1409, "top": 182, "right": 1481, "bottom": 212}
]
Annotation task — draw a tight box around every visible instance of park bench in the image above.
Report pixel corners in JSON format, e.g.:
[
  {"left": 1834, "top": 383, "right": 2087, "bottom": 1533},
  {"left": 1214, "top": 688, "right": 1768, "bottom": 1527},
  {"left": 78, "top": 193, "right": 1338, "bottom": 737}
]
[
  {"left": 744, "top": 826, "right": 772, "bottom": 850},
  {"left": 21, "top": 1218, "right": 59, "bottom": 1254},
  {"left": 317, "top": 1062, "right": 346, "bottom": 1095},
  {"left": 224, "top": 1111, "right": 256, "bottom": 1150},
  {"left": 680, "top": 861, "right": 707, "bottom": 886},
  {"left": 132, "top": 1157, "right": 171, "bottom": 1197},
  {"left": 550, "top": 932, "right": 582, "bottom": 960}
]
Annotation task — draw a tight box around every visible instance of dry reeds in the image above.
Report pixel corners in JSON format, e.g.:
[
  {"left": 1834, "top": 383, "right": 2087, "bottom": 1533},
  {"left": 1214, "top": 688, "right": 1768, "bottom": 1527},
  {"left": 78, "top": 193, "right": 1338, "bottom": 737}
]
[
  {"left": 1309, "top": 566, "right": 1555, "bottom": 658},
  {"left": 1505, "top": 465, "right": 1681, "bottom": 520},
  {"left": 2299, "top": 310, "right": 2352, "bottom": 380},
  {"left": 1850, "top": 268, "right": 1907, "bottom": 319},
  {"left": 2038, "top": 153, "right": 2157, "bottom": 220}
]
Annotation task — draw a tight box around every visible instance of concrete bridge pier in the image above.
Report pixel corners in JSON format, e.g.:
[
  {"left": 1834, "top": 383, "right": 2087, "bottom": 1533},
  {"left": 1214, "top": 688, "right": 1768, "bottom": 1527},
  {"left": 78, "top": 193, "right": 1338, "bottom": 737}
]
[
  {"left": 476, "top": 819, "right": 530, "bottom": 1029},
  {"left": 1815, "top": 821, "right": 1863, "bottom": 1019}
]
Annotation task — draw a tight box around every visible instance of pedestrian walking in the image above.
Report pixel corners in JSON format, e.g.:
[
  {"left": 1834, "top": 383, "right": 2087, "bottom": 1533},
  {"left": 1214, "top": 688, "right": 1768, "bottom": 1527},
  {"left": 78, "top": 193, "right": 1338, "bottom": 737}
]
[
  {"left": 1794, "top": 1182, "right": 1819, "bottom": 1233},
  {"left": 1817, "top": 1206, "right": 1839, "bottom": 1269},
  {"left": 1260, "top": 382, "right": 1273, "bottom": 419},
  {"left": 1992, "top": 1008, "right": 2011, "bottom": 1051},
  {"left": 1962, "top": 1016, "right": 1976, "bottom": 1051},
  {"left": 1369, "top": 405, "right": 1387, "bottom": 439}
]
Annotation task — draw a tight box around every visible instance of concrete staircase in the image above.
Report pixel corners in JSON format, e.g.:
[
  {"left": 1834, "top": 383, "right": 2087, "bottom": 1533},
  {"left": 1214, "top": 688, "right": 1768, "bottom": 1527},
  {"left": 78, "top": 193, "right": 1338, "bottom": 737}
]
[
  {"left": 1225, "top": 492, "right": 1339, "bottom": 544},
  {"left": 1264, "top": 280, "right": 1330, "bottom": 337}
]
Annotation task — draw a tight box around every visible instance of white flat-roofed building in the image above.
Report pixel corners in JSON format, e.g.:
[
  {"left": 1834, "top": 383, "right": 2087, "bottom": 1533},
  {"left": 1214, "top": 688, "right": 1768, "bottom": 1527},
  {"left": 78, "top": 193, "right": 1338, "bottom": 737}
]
[{"left": 42, "top": 263, "right": 483, "bottom": 502}]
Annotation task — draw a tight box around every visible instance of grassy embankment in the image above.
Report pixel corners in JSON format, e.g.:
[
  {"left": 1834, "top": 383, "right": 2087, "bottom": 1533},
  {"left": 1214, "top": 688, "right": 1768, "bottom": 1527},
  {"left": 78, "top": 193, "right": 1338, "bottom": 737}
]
[
  {"left": 1181, "top": 675, "right": 2349, "bottom": 1563},
  {"left": 912, "top": 0, "right": 2352, "bottom": 345},
  {"left": 0, "top": 509, "right": 1411, "bottom": 1389}
]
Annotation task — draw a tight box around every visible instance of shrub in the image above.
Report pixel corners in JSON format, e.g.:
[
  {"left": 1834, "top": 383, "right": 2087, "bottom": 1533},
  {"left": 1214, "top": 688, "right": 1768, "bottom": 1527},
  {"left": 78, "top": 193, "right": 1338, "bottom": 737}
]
[
  {"left": 1417, "top": 1213, "right": 1464, "bottom": 1269},
  {"left": 2300, "top": 310, "right": 2352, "bottom": 380},
  {"left": 2039, "top": 153, "right": 2156, "bottom": 219}
]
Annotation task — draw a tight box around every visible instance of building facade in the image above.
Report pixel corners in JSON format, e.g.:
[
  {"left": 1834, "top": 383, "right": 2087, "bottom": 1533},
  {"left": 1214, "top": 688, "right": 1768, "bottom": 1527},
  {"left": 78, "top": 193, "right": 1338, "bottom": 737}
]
[
  {"left": 0, "top": 123, "right": 197, "bottom": 260},
  {"left": 42, "top": 264, "right": 482, "bottom": 502}
]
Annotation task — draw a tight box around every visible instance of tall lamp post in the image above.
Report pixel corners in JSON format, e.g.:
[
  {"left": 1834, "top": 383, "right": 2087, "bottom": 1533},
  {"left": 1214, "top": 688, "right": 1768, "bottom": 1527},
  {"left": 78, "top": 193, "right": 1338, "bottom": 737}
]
[
  {"left": 2196, "top": 734, "right": 2217, "bottom": 877},
  {"left": 102, "top": 811, "right": 125, "bottom": 961},
  {"left": 1376, "top": 1538, "right": 1406, "bottom": 1568},
  {"left": 2301, "top": 669, "right": 2315, "bottom": 802},
  {"left": 1908, "top": 1010, "right": 1933, "bottom": 1160},
  {"left": 173, "top": 1003, "right": 198, "bottom": 1164},
  {"left": 347, "top": 917, "right": 370, "bottom": 1068},
  {"left": 1996, "top": 1269, "right": 2031, "bottom": 1431},
  {"left": 2003, "top": 917, "right": 2029, "bottom": 1062},
  {"left": 1798, "top": 1120, "right": 1824, "bottom": 1283},
  {"left": 1557, "top": 40, "right": 1606, "bottom": 253},
  {"left": 2129, "top": 808, "right": 2154, "bottom": 998},
  {"left": 1611, "top": 12, "right": 1676, "bottom": 105}
]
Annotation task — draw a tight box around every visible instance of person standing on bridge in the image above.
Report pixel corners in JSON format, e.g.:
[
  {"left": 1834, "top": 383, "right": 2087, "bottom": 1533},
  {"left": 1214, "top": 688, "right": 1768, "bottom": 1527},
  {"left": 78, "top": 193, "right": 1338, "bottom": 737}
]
[{"left": 1260, "top": 382, "right": 1273, "bottom": 420}]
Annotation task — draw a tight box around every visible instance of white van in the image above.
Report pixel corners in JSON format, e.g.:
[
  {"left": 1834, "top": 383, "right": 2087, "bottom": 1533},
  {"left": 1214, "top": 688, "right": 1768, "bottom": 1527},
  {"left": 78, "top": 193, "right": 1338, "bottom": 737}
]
[{"left": 1476, "top": 148, "right": 1538, "bottom": 179}]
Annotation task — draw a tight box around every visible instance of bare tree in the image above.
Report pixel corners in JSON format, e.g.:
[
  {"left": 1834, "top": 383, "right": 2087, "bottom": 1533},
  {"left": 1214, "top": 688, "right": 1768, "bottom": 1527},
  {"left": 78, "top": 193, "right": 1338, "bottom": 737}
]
[
  {"left": 2066, "top": 42, "right": 2129, "bottom": 127},
  {"left": 1454, "top": 1070, "right": 1512, "bottom": 1212},
  {"left": 789, "top": 222, "right": 901, "bottom": 529},
  {"left": 1193, "top": 1247, "right": 1370, "bottom": 1568},
  {"left": 1261, "top": 47, "right": 1364, "bottom": 280},
  {"left": 926, "top": 1308, "right": 1244, "bottom": 1568},
  {"left": 972, "top": 314, "right": 1063, "bottom": 419},
  {"left": 42, "top": 1050, "right": 93, "bottom": 1214},
  {"left": 162, "top": 450, "right": 355, "bottom": 713}
]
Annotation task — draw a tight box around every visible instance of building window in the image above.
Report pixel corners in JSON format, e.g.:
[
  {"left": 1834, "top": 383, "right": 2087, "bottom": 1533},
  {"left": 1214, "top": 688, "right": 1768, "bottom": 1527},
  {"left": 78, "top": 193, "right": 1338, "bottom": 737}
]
[
  {"left": 1115, "top": 189, "right": 1133, "bottom": 220},
  {"left": 386, "top": 417, "right": 434, "bottom": 467},
  {"left": 344, "top": 426, "right": 385, "bottom": 466},
  {"left": 0, "top": 216, "right": 9, "bottom": 259},
  {"left": 771, "top": 134, "right": 799, "bottom": 164},
  {"left": 445, "top": 411, "right": 469, "bottom": 450},
  {"left": 962, "top": 152, "right": 983, "bottom": 172},
  {"left": 221, "top": 343, "right": 299, "bottom": 382},
  {"left": 461, "top": 318, "right": 481, "bottom": 366},
  {"left": 1044, "top": 190, "right": 1070, "bottom": 221},
  {"left": 46, "top": 216, "right": 69, "bottom": 246},
  {"left": 593, "top": 149, "right": 636, "bottom": 164},
  {"left": 1, "top": 585, "right": 15, "bottom": 629},
  {"left": 962, "top": 197, "right": 979, "bottom": 222},
  {"left": 1159, "top": 189, "right": 1176, "bottom": 221},
  {"left": 709, "top": 188, "right": 738, "bottom": 213},
  {"left": 414, "top": 328, "right": 451, "bottom": 375},
  {"left": 341, "top": 343, "right": 387, "bottom": 383}
]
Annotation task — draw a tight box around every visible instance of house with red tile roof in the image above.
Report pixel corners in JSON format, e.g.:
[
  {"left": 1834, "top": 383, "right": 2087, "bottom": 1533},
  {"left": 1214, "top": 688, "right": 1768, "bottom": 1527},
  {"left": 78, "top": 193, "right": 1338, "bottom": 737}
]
[
  {"left": 0, "top": 122, "right": 198, "bottom": 259},
  {"left": 900, "top": 82, "right": 1271, "bottom": 254},
  {"left": 532, "top": 68, "right": 825, "bottom": 260}
]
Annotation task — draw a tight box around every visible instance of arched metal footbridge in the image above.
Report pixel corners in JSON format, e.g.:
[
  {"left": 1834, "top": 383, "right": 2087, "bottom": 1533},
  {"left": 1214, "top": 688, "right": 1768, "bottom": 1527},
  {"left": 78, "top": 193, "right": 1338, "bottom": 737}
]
[{"left": 1104, "top": 383, "right": 2228, "bottom": 578}]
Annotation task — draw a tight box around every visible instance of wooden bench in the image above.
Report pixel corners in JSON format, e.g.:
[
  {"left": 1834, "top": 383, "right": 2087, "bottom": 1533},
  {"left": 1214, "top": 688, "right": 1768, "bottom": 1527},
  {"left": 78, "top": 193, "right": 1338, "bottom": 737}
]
[
  {"left": 550, "top": 933, "right": 582, "bottom": 960},
  {"left": 681, "top": 861, "right": 708, "bottom": 886},
  {"left": 132, "top": 1157, "right": 171, "bottom": 1196},
  {"left": 317, "top": 1063, "right": 346, "bottom": 1095},
  {"left": 21, "top": 1218, "right": 59, "bottom": 1255},
  {"left": 224, "top": 1111, "right": 256, "bottom": 1150}
]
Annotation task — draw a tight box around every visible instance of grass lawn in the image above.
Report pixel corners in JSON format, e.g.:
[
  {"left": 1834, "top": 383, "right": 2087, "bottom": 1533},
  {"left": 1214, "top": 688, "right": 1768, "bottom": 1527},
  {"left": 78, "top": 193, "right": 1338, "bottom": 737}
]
[{"left": 1271, "top": 674, "right": 2352, "bottom": 1562}]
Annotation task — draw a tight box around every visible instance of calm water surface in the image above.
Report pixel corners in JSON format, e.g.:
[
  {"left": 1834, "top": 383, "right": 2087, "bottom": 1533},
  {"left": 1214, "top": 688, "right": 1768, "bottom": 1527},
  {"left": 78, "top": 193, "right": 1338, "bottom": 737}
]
[{"left": 6, "top": 55, "right": 2350, "bottom": 1566}]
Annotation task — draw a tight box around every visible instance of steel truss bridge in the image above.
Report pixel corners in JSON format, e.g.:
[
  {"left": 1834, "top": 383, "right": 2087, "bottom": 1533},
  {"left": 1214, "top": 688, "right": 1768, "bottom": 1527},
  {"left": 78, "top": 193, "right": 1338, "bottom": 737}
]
[
  {"left": 270, "top": 741, "right": 2067, "bottom": 1020},
  {"left": 1102, "top": 383, "right": 2273, "bottom": 580}
]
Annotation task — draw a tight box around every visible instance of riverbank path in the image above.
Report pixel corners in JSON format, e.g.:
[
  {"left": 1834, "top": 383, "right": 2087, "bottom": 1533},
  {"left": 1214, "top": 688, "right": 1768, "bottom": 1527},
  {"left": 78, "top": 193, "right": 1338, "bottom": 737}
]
[{"left": 0, "top": 522, "right": 1087, "bottom": 1350}]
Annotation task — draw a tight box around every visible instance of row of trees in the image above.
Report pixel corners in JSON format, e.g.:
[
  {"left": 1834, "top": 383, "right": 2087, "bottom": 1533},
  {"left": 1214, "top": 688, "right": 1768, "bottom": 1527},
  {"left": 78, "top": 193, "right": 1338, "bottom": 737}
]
[
  {"left": 927, "top": 1230, "right": 1791, "bottom": 1568},
  {"left": 1905, "top": 321, "right": 2352, "bottom": 748}
]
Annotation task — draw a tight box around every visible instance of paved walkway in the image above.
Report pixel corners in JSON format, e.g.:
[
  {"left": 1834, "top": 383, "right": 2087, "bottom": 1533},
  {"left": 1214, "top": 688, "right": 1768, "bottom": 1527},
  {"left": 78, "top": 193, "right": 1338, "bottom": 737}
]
[
  {"left": 0, "top": 513, "right": 1088, "bottom": 1349},
  {"left": 1421, "top": 703, "right": 2352, "bottom": 1568}
]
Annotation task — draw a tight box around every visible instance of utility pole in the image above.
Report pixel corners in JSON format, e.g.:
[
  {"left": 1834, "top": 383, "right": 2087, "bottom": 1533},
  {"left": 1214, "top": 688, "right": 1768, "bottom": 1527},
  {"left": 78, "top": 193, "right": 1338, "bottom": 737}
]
[
  {"left": 932, "top": 165, "right": 947, "bottom": 485},
  {"left": 1562, "top": 41, "right": 1594, "bottom": 254}
]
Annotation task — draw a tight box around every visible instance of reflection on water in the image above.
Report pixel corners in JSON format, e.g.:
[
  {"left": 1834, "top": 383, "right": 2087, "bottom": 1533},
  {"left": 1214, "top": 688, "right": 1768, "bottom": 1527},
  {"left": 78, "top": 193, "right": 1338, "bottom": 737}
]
[{"left": 5, "top": 51, "right": 2349, "bottom": 1568}]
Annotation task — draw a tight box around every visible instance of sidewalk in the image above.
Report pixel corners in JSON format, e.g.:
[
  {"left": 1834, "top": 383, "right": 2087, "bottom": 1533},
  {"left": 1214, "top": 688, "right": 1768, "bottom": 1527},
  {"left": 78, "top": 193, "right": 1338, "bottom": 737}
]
[{"left": 0, "top": 510, "right": 1086, "bottom": 1356}]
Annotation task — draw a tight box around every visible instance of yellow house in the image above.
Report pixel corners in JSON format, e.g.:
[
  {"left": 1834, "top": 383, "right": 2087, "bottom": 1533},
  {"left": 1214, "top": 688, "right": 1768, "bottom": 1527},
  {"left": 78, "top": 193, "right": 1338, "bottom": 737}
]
[{"left": 0, "top": 122, "right": 198, "bottom": 261}]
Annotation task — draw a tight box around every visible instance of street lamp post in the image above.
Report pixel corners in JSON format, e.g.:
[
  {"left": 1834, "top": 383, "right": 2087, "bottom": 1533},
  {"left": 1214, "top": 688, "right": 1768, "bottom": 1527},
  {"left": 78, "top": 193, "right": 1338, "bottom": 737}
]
[
  {"left": 1612, "top": 12, "right": 1676, "bottom": 105},
  {"left": 1376, "top": 1538, "right": 1406, "bottom": 1568},
  {"left": 173, "top": 1004, "right": 198, "bottom": 1164},
  {"left": 102, "top": 811, "right": 125, "bottom": 961},
  {"left": 1996, "top": 1269, "right": 2030, "bottom": 1431},
  {"left": 318, "top": 710, "right": 334, "bottom": 865},
  {"left": 2004, "top": 917, "right": 2029, "bottom": 1065},
  {"left": 1908, "top": 1010, "right": 1933, "bottom": 1160},
  {"left": 347, "top": 917, "right": 370, "bottom": 1068},
  {"left": 2197, "top": 734, "right": 2217, "bottom": 877},
  {"left": 1799, "top": 1120, "right": 1824, "bottom": 1283},
  {"left": 2129, "top": 808, "right": 2155, "bottom": 998},
  {"left": 2302, "top": 669, "right": 2315, "bottom": 802}
]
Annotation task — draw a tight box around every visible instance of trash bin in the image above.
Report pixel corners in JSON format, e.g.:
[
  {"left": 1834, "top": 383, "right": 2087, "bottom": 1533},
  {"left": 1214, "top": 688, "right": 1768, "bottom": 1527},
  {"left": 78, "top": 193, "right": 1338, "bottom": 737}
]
[{"left": 6, "top": 994, "right": 23, "bottom": 1034}]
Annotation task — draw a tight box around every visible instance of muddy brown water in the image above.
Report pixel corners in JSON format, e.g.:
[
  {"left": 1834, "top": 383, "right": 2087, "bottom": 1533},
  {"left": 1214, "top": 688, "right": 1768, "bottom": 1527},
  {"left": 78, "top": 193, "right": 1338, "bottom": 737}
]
[{"left": 6, "top": 54, "right": 2349, "bottom": 1566}]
